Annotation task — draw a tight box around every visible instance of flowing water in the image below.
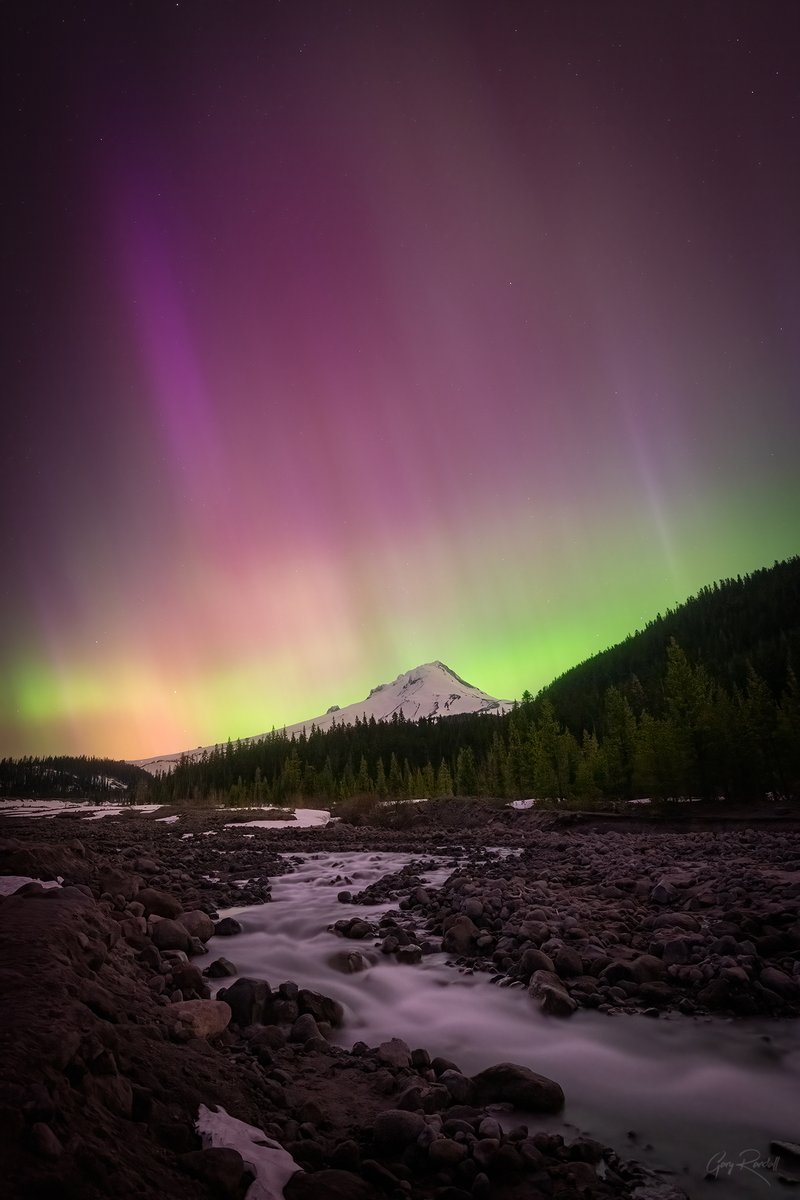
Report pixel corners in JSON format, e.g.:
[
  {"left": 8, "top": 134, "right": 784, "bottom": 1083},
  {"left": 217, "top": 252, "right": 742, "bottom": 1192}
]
[{"left": 200, "top": 850, "right": 800, "bottom": 1198}]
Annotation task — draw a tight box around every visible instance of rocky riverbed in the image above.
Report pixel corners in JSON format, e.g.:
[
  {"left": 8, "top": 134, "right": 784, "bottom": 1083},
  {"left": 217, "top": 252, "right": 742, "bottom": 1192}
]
[{"left": 2, "top": 799, "right": 799, "bottom": 1198}]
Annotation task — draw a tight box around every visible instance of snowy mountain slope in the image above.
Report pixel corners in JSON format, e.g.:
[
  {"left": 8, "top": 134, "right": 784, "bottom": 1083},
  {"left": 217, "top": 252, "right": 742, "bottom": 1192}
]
[{"left": 135, "top": 661, "right": 511, "bottom": 774}]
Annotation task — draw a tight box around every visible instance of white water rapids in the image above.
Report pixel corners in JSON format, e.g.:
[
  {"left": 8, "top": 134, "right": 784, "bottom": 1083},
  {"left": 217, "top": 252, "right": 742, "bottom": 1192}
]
[{"left": 199, "top": 850, "right": 800, "bottom": 1198}]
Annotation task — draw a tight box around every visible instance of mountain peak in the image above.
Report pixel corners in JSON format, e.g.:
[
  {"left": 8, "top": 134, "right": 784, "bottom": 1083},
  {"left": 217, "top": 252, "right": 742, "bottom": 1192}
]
[{"left": 135, "top": 661, "right": 510, "bottom": 774}]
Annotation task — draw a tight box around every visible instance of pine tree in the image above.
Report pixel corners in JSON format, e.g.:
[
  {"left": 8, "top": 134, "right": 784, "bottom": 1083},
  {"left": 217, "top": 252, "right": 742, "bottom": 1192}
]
[
  {"left": 436, "top": 758, "right": 453, "bottom": 798},
  {"left": 355, "top": 755, "right": 372, "bottom": 794},
  {"left": 456, "top": 746, "right": 478, "bottom": 795},
  {"left": 388, "top": 753, "right": 404, "bottom": 797}
]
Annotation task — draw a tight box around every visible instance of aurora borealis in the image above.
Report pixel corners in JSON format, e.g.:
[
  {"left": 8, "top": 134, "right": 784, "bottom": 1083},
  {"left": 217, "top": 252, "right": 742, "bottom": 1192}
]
[{"left": 2, "top": 2, "right": 799, "bottom": 760}]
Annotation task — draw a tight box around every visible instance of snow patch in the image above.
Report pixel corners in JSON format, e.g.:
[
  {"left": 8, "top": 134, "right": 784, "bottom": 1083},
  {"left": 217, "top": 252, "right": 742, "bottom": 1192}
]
[
  {"left": 0, "top": 799, "right": 161, "bottom": 819},
  {"left": 196, "top": 1103, "right": 300, "bottom": 1200},
  {"left": 225, "top": 807, "right": 331, "bottom": 830},
  {"left": 510, "top": 798, "right": 537, "bottom": 810},
  {"left": 155, "top": 814, "right": 180, "bottom": 823}
]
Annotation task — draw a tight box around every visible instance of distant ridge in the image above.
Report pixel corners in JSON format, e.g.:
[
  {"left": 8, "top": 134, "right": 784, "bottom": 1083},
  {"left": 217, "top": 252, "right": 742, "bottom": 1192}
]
[{"left": 135, "top": 661, "right": 510, "bottom": 774}]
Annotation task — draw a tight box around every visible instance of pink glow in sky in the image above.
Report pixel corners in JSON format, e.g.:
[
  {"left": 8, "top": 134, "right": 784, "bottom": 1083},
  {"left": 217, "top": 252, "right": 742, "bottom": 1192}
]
[{"left": 1, "top": 3, "right": 799, "bottom": 757}]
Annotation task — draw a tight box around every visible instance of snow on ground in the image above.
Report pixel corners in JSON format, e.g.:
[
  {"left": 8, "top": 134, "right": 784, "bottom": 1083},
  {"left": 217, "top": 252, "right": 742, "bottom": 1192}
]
[
  {"left": 510, "top": 798, "right": 537, "bottom": 810},
  {"left": 0, "top": 875, "right": 62, "bottom": 896},
  {"left": 0, "top": 799, "right": 162, "bottom": 819},
  {"left": 224, "top": 807, "right": 331, "bottom": 830},
  {"left": 196, "top": 1104, "right": 300, "bottom": 1200},
  {"left": 155, "top": 814, "right": 180, "bottom": 823}
]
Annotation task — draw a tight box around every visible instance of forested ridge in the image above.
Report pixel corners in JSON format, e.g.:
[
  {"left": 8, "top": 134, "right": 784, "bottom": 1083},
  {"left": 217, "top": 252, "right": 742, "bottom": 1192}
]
[
  {"left": 147, "top": 558, "right": 800, "bottom": 808},
  {"left": 0, "top": 756, "right": 152, "bottom": 799},
  {"left": 4, "top": 558, "right": 799, "bottom": 808}
]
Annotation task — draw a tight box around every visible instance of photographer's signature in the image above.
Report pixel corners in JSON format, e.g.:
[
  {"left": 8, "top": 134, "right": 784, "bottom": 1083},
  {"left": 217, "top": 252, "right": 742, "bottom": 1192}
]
[{"left": 706, "top": 1149, "right": 780, "bottom": 1186}]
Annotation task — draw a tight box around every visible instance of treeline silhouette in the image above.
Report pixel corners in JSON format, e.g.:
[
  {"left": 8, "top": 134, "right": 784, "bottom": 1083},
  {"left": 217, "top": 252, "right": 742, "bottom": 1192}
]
[
  {"left": 4, "top": 558, "right": 799, "bottom": 808},
  {"left": 0, "top": 755, "right": 151, "bottom": 799}
]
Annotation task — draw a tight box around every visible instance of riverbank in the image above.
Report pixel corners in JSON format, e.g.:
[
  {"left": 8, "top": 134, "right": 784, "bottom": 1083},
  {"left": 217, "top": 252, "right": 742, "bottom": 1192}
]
[{"left": 2, "top": 801, "right": 799, "bottom": 1198}]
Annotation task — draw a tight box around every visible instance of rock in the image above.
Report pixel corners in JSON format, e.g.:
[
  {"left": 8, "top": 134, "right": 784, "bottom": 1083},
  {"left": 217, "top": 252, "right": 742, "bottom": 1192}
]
[
  {"left": 214, "top": 917, "right": 243, "bottom": 936},
  {"left": 630, "top": 954, "right": 667, "bottom": 983},
  {"left": 395, "top": 944, "right": 422, "bottom": 964},
  {"left": 165, "top": 999, "right": 232, "bottom": 1038},
  {"left": 375, "top": 1037, "right": 411, "bottom": 1068},
  {"left": 150, "top": 918, "right": 192, "bottom": 953},
  {"left": 87, "top": 1074, "right": 134, "bottom": 1117},
  {"left": 138, "top": 887, "right": 182, "bottom": 919},
  {"left": 30, "top": 1122, "right": 63, "bottom": 1159},
  {"left": 181, "top": 1147, "right": 249, "bottom": 1197},
  {"left": 771, "top": 1140, "right": 800, "bottom": 1160},
  {"left": 471, "top": 1062, "right": 565, "bottom": 1113},
  {"left": 179, "top": 909, "right": 215, "bottom": 942},
  {"left": 99, "top": 868, "right": 140, "bottom": 900},
  {"left": 206, "top": 956, "right": 237, "bottom": 978},
  {"left": 291, "top": 1013, "right": 324, "bottom": 1043},
  {"left": 661, "top": 938, "right": 690, "bottom": 965},
  {"left": 653, "top": 912, "right": 700, "bottom": 931},
  {"left": 440, "top": 1070, "right": 473, "bottom": 1104},
  {"left": 298, "top": 987, "right": 344, "bottom": 1027},
  {"left": 528, "top": 969, "right": 577, "bottom": 1016},
  {"left": 372, "top": 1109, "right": 426, "bottom": 1148},
  {"left": 284, "top": 1169, "right": 379, "bottom": 1199},
  {"left": 429, "top": 1137, "right": 469, "bottom": 1167},
  {"left": 651, "top": 880, "right": 678, "bottom": 905},
  {"left": 346, "top": 919, "right": 374, "bottom": 939},
  {"left": 760, "top": 967, "right": 800, "bottom": 1001},
  {"left": 442, "top": 914, "right": 480, "bottom": 955},
  {"left": 218, "top": 977, "right": 272, "bottom": 1025},
  {"left": 464, "top": 898, "right": 484, "bottom": 919},
  {"left": 518, "top": 947, "right": 555, "bottom": 979},
  {"left": 554, "top": 946, "right": 582, "bottom": 978}
]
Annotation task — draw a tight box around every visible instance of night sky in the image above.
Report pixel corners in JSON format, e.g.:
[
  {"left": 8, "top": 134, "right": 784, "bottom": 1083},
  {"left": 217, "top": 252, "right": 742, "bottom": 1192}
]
[{"left": 2, "top": 1, "right": 799, "bottom": 759}]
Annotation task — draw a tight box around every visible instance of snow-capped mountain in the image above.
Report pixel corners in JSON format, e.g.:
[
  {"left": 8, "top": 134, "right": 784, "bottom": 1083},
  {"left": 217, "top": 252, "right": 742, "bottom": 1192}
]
[{"left": 135, "top": 661, "right": 511, "bottom": 774}]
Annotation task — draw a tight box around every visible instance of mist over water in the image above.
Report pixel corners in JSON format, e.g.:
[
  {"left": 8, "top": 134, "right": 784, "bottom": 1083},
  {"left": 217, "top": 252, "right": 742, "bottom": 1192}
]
[{"left": 200, "top": 851, "right": 800, "bottom": 1198}]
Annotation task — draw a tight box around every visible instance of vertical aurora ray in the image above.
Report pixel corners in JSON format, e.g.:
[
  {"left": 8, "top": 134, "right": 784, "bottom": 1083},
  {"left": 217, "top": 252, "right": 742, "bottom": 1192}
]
[{"left": 1, "top": 2, "right": 798, "bottom": 758}]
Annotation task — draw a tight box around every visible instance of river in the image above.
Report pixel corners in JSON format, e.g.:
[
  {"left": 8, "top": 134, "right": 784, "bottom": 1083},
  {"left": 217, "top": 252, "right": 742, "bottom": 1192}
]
[{"left": 200, "top": 849, "right": 800, "bottom": 1198}]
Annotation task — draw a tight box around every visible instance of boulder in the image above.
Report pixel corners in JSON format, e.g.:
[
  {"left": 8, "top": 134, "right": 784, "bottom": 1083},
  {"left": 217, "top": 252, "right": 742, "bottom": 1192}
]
[
  {"left": 651, "top": 880, "right": 678, "bottom": 905},
  {"left": 471, "top": 1062, "right": 564, "bottom": 1113},
  {"left": 206, "top": 957, "right": 237, "bottom": 978},
  {"left": 214, "top": 917, "right": 243, "bottom": 936},
  {"left": 375, "top": 1037, "right": 411, "bottom": 1068},
  {"left": 630, "top": 954, "right": 667, "bottom": 983},
  {"left": 165, "top": 999, "right": 231, "bottom": 1038},
  {"left": 138, "top": 887, "right": 182, "bottom": 919},
  {"left": 179, "top": 910, "right": 215, "bottom": 942},
  {"left": 518, "top": 947, "right": 555, "bottom": 979},
  {"left": 290, "top": 1013, "right": 324, "bottom": 1043},
  {"left": 760, "top": 967, "right": 800, "bottom": 1001},
  {"left": 181, "top": 1147, "right": 249, "bottom": 1197},
  {"left": 442, "top": 914, "right": 480, "bottom": 955},
  {"left": 150, "top": 918, "right": 192, "bottom": 953},
  {"left": 528, "top": 969, "right": 577, "bottom": 1016},
  {"left": 285, "top": 1169, "right": 379, "bottom": 1199},
  {"left": 554, "top": 946, "right": 582, "bottom": 978},
  {"left": 372, "top": 1109, "right": 426, "bottom": 1148},
  {"left": 298, "top": 988, "right": 344, "bottom": 1027},
  {"left": 218, "top": 977, "right": 272, "bottom": 1026}
]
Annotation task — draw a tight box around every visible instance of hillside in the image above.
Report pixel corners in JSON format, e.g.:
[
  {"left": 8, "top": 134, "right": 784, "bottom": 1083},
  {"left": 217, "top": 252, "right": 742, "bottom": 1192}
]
[
  {"left": 538, "top": 557, "right": 800, "bottom": 734},
  {"left": 0, "top": 755, "right": 152, "bottom": 800}
]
